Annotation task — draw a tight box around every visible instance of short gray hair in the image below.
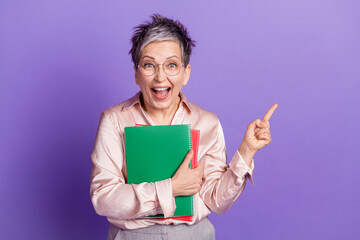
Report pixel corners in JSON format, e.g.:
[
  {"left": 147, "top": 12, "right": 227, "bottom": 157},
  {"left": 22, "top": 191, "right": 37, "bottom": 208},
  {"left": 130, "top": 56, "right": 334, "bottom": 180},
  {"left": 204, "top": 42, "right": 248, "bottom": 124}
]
[{"left": 129, "top": 14, "right": 195, "bottom": 69}]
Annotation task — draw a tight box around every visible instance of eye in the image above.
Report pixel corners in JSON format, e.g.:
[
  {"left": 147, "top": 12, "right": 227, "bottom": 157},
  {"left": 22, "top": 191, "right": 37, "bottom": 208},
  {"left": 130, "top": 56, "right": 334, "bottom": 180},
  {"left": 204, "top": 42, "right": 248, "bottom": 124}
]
[
  {"left": 167, "top": 62, "right": 178, "bottom": 69},
  {"left": 143, "top": 63, "right": 155, "bottom": 69}
]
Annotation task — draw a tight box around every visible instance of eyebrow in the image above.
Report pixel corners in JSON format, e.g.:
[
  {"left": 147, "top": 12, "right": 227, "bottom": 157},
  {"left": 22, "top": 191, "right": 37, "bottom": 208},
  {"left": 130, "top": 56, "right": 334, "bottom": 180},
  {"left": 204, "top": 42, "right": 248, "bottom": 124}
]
[
  {"left": 142, "top": 55, "right": 155, "bottom": 60},
  {"left": 166, "top": 55, "right": 180, "bottom": 60},
  {"left": 141, "top": 55, "right": 181, "bottom": 60}
]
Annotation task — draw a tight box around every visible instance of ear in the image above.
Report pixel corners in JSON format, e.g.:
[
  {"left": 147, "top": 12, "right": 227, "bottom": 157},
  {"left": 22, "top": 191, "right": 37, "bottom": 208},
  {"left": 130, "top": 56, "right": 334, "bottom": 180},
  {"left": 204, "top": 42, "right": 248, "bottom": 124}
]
[
  {"left": 182, "top": 64, "right": 191, "bottom": 86},
  {"left": 134, "top": 65, "right": 139, "bottom": 85}
]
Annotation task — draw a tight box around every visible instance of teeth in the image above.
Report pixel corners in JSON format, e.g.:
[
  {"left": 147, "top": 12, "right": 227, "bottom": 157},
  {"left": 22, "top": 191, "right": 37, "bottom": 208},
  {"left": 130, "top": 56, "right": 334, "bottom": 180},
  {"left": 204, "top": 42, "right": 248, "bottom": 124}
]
[{"left": 153, "top": 88, "right": 168, "bottom": 91}]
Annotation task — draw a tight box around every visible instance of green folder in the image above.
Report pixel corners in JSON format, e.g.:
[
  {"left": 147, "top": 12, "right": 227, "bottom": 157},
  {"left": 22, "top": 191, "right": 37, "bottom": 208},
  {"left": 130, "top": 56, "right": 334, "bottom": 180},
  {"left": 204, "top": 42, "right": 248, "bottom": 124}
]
[{"left": 125, "top": 124, "right": 193, "bottom": 217}]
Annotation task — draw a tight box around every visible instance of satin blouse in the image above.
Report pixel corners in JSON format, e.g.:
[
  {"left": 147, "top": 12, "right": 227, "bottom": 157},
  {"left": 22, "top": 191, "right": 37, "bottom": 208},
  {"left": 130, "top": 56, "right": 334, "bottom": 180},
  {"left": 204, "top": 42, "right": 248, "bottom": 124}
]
[{"left": 90, "top": 92, "right": 254, "bottom": 230}]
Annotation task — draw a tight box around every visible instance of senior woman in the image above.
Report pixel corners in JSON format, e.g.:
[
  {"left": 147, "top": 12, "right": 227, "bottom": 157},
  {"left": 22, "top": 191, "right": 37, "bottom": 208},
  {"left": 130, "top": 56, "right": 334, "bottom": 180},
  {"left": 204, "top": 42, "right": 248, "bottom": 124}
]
[{"left": 90, "top": 14, "right": 277, "bottom": 240}]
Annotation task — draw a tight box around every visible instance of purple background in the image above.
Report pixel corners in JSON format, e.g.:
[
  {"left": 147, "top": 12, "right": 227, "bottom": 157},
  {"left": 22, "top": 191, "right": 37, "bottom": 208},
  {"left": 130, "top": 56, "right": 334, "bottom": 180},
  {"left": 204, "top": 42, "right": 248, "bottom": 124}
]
[{"left": 1, "top": 1, "right": 359, "bottom": 239}]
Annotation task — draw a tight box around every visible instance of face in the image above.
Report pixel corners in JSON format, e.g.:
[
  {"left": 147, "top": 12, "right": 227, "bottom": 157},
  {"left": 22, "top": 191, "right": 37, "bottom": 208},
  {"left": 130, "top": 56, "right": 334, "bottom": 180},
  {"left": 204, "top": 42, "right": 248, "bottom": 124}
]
[{"left": 135, "top": 40, "right": 191, "bottom": 114}]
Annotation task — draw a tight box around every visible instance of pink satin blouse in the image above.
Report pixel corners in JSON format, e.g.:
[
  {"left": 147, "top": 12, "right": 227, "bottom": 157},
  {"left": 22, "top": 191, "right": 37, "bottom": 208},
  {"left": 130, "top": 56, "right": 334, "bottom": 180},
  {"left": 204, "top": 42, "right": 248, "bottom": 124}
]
[{"left": 90, "top": 92, "right": 254, "bottom": 230}]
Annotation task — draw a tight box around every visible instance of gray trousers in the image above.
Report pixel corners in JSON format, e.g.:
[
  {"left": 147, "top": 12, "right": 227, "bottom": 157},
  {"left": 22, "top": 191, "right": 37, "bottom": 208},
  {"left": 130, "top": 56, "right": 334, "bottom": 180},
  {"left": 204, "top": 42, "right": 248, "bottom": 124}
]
[{"left": 107, "top": 218, "right": 215, "bottom": 240}]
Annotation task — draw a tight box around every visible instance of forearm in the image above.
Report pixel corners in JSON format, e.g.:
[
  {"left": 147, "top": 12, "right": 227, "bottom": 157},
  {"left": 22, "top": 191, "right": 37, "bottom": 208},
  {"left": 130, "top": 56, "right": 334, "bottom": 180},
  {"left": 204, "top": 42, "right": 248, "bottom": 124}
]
[
  {"left": 200, "top": 151, "right": 254, "bottom": 214},
  {"left": 238, "top": 141, "right": 257, "bottom": 168},
  {"left": 91, "top": 177, "right": 175, "bottom": 219}
]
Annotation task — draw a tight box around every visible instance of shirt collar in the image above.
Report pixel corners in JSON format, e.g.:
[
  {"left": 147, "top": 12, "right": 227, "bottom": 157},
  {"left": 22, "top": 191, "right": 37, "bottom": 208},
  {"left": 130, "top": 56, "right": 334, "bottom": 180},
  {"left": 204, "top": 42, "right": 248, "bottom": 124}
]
[{"left": 122, "top": 91, "right": 192, "bottom": 113}]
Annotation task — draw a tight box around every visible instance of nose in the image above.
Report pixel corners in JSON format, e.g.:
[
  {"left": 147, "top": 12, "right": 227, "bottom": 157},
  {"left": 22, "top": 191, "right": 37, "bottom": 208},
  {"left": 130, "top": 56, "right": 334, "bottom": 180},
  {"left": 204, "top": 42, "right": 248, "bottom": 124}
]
[{"left": 154, "top": 64, "right": 167, "bottom": 82}]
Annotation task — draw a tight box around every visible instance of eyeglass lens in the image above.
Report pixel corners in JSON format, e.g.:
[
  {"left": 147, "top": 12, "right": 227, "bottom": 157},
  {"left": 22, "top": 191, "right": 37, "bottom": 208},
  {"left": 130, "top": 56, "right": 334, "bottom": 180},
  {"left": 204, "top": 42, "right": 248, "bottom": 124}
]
[{"left": 139, "top": 60, "right": 183, "bottom": 76}]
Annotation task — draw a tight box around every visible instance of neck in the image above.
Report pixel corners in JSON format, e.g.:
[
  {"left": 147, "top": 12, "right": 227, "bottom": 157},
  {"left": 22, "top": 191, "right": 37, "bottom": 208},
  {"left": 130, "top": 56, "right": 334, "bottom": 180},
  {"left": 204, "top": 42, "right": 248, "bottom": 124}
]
[{"left": 140, "top": 94, "right": 181, "bottom": 125}]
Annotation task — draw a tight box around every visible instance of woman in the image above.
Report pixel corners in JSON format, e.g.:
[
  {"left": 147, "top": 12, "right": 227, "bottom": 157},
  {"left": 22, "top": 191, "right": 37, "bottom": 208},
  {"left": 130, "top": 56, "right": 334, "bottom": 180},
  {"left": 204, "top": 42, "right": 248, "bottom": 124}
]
[{"left": 90, "top": 14, "right": 277, "bottom": 240}]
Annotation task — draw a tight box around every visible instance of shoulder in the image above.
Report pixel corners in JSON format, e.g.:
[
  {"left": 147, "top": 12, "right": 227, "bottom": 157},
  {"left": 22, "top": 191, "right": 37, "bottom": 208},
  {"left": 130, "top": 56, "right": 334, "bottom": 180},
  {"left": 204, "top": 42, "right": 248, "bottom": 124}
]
[
  {"left": 104, "top": 93, "right": 139, "bottom": 115},
  {"left": 103, "top": 100, "right": 127, "bottom": 117},
  {"left": 189, "top": 101, "right": 219, "bottom": 123},
  {"left": 100, "top": 93, "right": 140, "bottom": 131},
  {"left": 181, "top": 92, "right": 219, "bottom": 124},
  {"left": 186, "top": 100, "right": 221, "bottom": 137}
]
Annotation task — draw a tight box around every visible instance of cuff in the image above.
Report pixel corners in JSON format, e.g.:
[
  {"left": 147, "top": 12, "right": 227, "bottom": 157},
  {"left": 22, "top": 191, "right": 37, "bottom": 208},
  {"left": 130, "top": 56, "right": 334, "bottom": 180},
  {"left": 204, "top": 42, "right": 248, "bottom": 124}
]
[
  {"left": 155, "top": 178, "right": 176, "bottom": 218},
  {"left": 229, "top": 150, "right": 255, "bottom": 185}
]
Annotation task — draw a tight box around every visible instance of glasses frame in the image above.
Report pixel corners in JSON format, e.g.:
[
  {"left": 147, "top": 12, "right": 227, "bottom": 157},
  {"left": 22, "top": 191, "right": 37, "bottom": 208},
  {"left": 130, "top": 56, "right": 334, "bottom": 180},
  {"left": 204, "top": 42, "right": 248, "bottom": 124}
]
[{"left": 137, "top": 60, "right": 185, "bottom": 77}]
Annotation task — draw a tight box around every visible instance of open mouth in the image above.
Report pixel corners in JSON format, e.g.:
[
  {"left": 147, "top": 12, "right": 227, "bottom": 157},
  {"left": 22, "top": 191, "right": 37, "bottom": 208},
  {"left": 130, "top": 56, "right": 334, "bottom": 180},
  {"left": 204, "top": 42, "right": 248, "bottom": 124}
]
[{"left": 151, "top": 87, "right": 171, "bottom": 99}]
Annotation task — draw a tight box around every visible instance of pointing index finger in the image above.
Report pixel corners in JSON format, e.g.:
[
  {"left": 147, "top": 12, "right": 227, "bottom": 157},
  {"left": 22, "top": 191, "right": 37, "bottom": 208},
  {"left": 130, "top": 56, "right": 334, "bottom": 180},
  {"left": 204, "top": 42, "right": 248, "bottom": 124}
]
[{"left": 262, "top": 104, "right": 278, "bottom": 121}]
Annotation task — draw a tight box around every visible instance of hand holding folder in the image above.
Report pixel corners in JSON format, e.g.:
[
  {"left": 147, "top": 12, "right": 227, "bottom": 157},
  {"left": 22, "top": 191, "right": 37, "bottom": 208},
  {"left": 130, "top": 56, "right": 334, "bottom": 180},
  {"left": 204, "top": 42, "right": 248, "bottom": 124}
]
[{"left": 171, "top": 148, "right": 204, "bottom": 197}]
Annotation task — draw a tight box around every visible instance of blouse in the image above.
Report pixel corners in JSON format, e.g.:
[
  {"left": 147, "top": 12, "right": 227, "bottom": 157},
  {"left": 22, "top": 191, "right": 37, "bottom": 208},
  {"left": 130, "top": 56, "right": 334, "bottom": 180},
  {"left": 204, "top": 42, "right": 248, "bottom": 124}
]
[{"left": 90, "top": 92, "right": 254, "bottom": 230}]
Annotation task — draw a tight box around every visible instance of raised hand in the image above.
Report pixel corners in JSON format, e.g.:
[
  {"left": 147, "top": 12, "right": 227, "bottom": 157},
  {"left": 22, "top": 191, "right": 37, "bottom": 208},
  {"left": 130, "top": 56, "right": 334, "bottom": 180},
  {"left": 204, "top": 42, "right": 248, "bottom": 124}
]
[
  {"left": 171, "top": 149, "right": 205, "bottom": 197},
  {"left": 238, "top": 104, "right": 278, "bottom": 166}
]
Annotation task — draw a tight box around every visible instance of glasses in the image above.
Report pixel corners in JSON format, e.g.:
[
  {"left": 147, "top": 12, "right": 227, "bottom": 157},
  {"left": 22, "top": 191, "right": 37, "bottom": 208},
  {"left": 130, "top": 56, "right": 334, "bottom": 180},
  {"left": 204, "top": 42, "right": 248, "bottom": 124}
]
[{"left": 137, "top": 60, "right": 184, "bottom": 76}]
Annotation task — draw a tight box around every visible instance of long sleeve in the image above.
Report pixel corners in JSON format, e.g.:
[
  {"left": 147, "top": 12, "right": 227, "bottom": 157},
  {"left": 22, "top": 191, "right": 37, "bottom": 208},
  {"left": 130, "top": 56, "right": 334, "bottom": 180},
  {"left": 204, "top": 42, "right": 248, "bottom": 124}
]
[
  {"left": 90, "top": 112, "right": 176, "bottom": 219},
  {"left": 199, "top": 120, "right": 254, "bottom": 214}
]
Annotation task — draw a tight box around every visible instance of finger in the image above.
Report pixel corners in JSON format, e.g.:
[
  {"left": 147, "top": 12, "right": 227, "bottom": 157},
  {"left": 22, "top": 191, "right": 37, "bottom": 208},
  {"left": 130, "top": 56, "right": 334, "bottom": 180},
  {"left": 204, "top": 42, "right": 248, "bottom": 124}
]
[
  {"left": 255, "top": 119, "right": 265, "bottom": 128},
  {"left": 262, "top": 104, "right": 278, "bottom": 122},
  {"left": 198, "top": 178, "right": 203, "bottom": 186},
  {"left": 196, "top": 161, "right": 205, "bottom": 172},
  {"left": 257, "top": 134, "right": 272, "bottom": 145},
  {"left": 181, "top": 149, "right": 193, "bottom": 168},
  {"left": 262, "top": 137, "right": 272, "bottom": 145},
  {"left": 256, "top": 132, "right": 270, "bottom": 140},
  {"left": 254, "top": 122, "right": 268, "bottom": 132},
  {"left": 261, "top": 120, "right": 270, "bottom": 128},
  {"left": 254, "top": 128, "right": 270, "bottom": 137},
  {"left": 248, "top": 119, "right": 263, "bottom": 132}
]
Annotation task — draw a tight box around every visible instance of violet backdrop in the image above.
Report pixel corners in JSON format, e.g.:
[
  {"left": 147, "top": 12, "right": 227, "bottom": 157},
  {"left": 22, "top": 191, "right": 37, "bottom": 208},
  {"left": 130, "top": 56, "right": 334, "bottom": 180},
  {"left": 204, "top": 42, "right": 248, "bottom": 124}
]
[{"left": 1, "top": 0, "right": 359, "bottom": 239}]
